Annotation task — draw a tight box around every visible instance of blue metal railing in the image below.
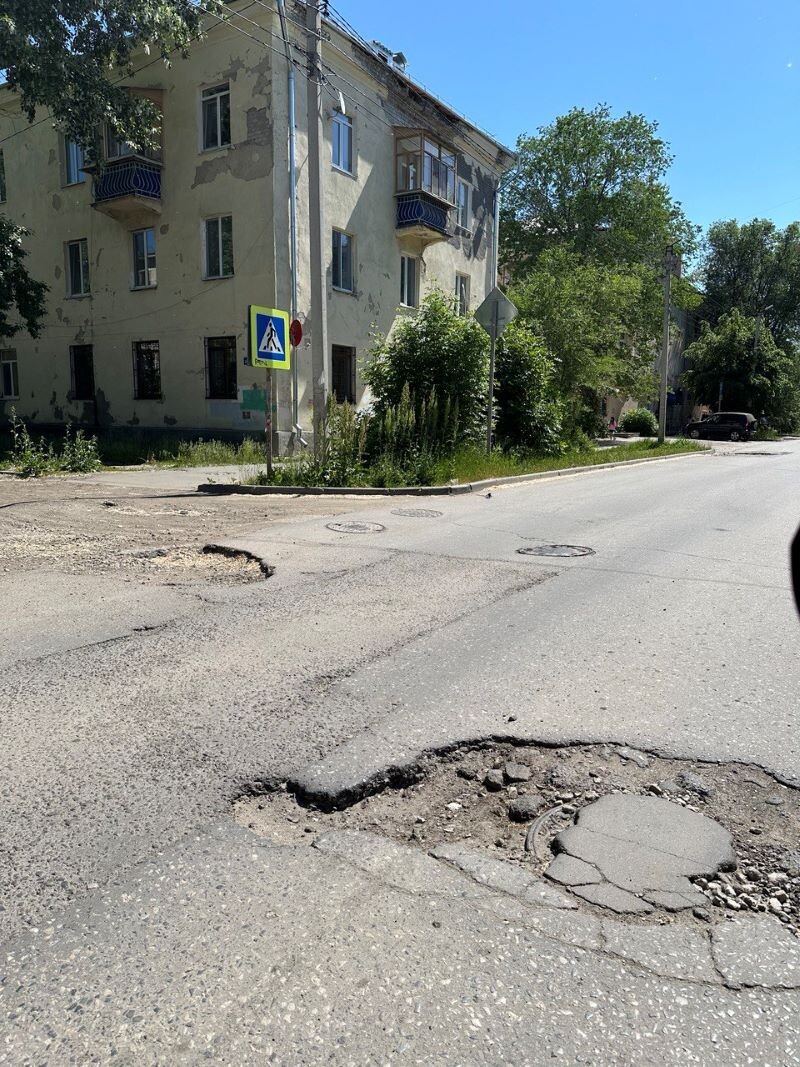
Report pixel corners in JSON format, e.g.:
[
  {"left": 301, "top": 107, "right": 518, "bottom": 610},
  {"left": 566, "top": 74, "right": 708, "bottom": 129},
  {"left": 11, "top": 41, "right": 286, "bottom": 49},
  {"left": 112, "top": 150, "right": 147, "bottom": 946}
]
[
  {"left": 93, "top": 158, "right": 161, "bottom": 204},
  {"left": 396, "top": 191, "right": 450, "bottom": 235}
]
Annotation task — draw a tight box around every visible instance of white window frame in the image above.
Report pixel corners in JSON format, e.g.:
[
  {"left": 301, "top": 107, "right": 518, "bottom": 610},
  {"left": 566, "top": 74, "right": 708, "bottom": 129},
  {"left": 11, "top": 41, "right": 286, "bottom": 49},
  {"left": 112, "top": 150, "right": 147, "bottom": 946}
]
[
  {"left": 455, "top": 272, "right": 470, "bottom": 316},
  {"left": 332, "top": 229, "right": 354, "bottom": 293},
  {"left": 332, "top": 111, "right": 353, "bottom": 174},
  {"left": 203, "top": 215, "right": 234, "bottom": 279},
  {"left": 66, "top": 238, "right": 90, "bottom": 297},
  {"left": 400, "top": 255, "right": 418, "bottom": 308},
  {"left": 0, "top": 349, "right": 19, "bottom": 399},
  {"left": 132, "top": 228, "right": 157, "bottom": 289},
  {"left": 64, "top": 137, "right": 85, "bottom": 185},
  {"left": 201, "top": 83, "right": 231, "bottom": 151},
  {"left": 456, "top": 180, "right": 470, "bottom": 230}
]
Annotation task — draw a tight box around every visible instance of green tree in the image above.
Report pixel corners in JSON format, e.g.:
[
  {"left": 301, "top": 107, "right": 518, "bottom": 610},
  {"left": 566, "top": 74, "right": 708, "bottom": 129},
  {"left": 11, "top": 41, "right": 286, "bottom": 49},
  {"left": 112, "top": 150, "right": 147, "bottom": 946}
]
[
  {"left": 494, "top": 321, "right": 563, "bottom": 452},
  {"left": 510, "top": 247, "right": 661, "bottom": 428},
  {"left": 364, "top": 291, "right": 489, "bottom": 440},
  {"left": 699, "top": 219, "right": 800, "bottom": 349},
  {"left": 0, "top": 0, "right": 210, "bottom": 154},
  {"left": 0, "top": 217, "right": 48, "bottom": 339},
  {"left": 501, "top": 105, "right": 699, "bottom": 276},
  {"left": 682, "top": 309, "right": 800, "bottom": 431}
]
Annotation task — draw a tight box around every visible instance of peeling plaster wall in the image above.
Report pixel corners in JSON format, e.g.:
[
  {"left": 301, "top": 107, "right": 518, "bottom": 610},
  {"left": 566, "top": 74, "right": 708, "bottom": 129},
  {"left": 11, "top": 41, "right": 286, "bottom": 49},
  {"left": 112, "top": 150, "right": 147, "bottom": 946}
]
[{"left": 0, "top": 2, "right": 510, "bottom": 434}]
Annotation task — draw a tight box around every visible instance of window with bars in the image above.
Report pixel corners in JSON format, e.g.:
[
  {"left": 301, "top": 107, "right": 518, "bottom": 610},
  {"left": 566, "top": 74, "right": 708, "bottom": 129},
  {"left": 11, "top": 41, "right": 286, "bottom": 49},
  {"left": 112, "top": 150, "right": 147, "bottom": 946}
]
[
  {"left": 67, "top": 239, "right": 90, "bottom": 296},
  {"left": 132, "top": 228, "right": 157, "bottom": 289},
  {"left": 204, "top": 216, "right": 234, "bottom": 278},
  {"left": 332, "top": 111, "right": 353, "bottom": 173},
  {"left": 64, "top": 138, "right": 85, "bottom": 185},
  {"left": 332, "top": 229, "right": 354, "bottom": 292},
  {"left": 0, "top": 349, "right": 18, "bottom": 399},
  {"left": 205, "top": 336, "right": 238, "bottom": 399},
  {"left": 202, "top": 83, "right": 231, "bottom": 150},
  {"left": 133, "top": 340, "right": 161, "bottom": 400},
  {"left": 400, "top": 255, "right": 417, "bottom": 308},
  {"left": 70, "top": 345, "right": 95, "bottom": 400},
  {"left": 331, "top": 345, "right": 356, "bottom": 405}
]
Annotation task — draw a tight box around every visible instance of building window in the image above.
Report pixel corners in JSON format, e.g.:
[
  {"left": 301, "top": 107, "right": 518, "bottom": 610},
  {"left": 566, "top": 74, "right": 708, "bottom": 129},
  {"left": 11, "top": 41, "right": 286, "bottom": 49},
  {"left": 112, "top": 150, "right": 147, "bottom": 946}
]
[
  {"left": 332, "top": 229, "right": 354, "bottom": 292},
  {"left": 332, "top": 111, "right": 353, "bottom": 173},
  {"left": 64, "top": 138, "right": 85, "bottom": 185},
  {"left": 202, "top": 83, "right": 231, "bottom": 150},
  {"left": 204, "top": 216, "right": 234, "bottom": 278},
  {"left": 104, "top": 126, "right": 135, "bottom": 160},
  {"left": 400, "top": 255, "right": 417, "bottom": 308},
  {"left": 70, "top": 345, "right": 95, "bottom": 400},
  {"left": 67, "top": 239, "right": 90, "bottom": 296},
  {"left": 332, "top": 345, "right": 356, "bottom": 405},
  {"left": 0, "top": 349, "right": 18, "bottom": 399},
  {"left": 455, "top": 273, "right": 470, "bottom": 316},
  {"left": 396, "top": 133, "right": 456, "bottom": 204},
  {"left": 456, "top": 180, "right": 470, "bottom": 229},
  {"left": 132, "top": 228, "right": 157, "bottom": 289},
  {"left": 205, "top": 336, "right": 237, "bottom": 399},
  {"left": 0, "top": 150, "right": 6, "bottom": 203},
  {"left": 133, "top": 340, "right": 162, "bottom": 400}
]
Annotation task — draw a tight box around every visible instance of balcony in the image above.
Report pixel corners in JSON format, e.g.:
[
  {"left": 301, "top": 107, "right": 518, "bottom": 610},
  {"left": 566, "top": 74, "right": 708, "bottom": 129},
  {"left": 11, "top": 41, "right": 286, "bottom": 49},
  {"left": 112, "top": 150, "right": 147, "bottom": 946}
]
[
  {"left": 92, "top": 157, "right": 162, "bottom": 222},
  {"left": 395, "top": 190, "right": 451, "bottom": 250}
]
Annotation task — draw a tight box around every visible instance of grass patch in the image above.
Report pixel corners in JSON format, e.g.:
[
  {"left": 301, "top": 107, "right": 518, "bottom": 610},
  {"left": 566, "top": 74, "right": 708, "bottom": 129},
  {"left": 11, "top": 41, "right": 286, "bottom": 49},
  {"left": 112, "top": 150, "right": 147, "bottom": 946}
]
[{"left": 242, "top": 439, "right": 702, "bottom": 489}]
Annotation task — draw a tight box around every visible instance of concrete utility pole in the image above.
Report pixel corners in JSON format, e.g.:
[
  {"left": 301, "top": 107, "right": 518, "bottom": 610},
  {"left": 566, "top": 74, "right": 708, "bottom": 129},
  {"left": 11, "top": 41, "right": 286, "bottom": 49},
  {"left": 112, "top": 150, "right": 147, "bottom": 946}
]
[
  {"left": 306, "top": 0, "right": 330, "bottom": 455},
  {"left": 658, "top": 245, "right": 680, "bottom": 444},
  {"left": 276, "top": 0, "right": 301, "bottom": 447}
]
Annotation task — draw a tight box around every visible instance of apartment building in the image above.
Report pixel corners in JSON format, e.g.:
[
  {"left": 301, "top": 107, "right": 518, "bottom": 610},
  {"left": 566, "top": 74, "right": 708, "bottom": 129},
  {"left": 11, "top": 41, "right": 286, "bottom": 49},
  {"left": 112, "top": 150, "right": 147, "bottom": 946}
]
[{"left": 0, "top": 1, "right": 515, "bottom": 443}]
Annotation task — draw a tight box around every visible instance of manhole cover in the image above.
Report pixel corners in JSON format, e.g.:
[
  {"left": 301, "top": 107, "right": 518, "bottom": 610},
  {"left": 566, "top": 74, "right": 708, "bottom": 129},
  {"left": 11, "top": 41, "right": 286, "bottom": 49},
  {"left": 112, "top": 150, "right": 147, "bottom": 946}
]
[
  {"left": 325, "top": 521, "right": 386, "bottom": 534},
  {"left": 517, "top": 544, "right": 595, "bottom": 558},
  {"left": 391, "top": 508, "right": 443, "bottom": 518}
]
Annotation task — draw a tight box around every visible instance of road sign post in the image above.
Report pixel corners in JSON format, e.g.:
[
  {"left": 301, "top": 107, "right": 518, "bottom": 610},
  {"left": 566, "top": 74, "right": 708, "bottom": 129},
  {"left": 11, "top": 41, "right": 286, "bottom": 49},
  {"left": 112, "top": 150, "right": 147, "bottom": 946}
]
[
  {"left": 475, "top": 287, "right": 518, "bottom": 453},
  {"left": 250, "top": 306, "right": 291, "bottom": 477}
]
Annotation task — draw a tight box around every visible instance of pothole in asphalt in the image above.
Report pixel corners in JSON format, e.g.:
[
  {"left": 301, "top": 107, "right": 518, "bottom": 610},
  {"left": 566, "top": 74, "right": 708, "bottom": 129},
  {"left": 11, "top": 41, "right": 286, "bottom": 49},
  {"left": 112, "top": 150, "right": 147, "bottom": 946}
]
[
  {"left": 390, "top": 508, "right": 443, "bottom": 518},
  {"left": 236, "top": 742, "right": 800, "bottom": 932},
  {"left": 517, "top": 544, "right": 595, "bottom": 558},
  {"left": 325, "top": 521, "right": 386, "bottom": 534}
]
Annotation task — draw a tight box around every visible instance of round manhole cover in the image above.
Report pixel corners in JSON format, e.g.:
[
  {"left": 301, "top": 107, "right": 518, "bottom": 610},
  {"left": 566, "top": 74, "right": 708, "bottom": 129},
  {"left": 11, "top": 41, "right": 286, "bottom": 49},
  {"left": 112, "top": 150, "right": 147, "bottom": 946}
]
[
  {"left": 517, "top": 544, "right": 595, "bottom": 558},
  {"left": 391, "top": 508, "right": 443, "bottom": 518},
  {"left": 325, "top": 521, "right": 386, "bottom": 534}
]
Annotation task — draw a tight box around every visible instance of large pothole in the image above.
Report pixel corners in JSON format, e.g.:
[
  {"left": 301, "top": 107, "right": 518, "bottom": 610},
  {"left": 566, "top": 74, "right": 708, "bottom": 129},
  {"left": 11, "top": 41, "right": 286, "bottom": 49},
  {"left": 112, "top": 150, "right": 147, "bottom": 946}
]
[{"left": 236, "top": 742, "right": 800, "bottom": 931}]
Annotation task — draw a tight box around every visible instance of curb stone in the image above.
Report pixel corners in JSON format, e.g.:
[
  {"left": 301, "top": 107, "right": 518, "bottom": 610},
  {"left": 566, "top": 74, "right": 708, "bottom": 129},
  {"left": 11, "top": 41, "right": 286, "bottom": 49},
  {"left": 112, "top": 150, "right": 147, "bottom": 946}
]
[{"left": 196, "top": 448, "right": 708, "bottom": 497}]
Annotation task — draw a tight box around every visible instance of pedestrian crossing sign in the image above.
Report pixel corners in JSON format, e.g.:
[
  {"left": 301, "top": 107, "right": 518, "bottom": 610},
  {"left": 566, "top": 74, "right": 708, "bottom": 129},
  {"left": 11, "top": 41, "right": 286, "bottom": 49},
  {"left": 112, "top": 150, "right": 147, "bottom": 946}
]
[{"left": 249, "top": 305, "right": 291, "bottom": 370}]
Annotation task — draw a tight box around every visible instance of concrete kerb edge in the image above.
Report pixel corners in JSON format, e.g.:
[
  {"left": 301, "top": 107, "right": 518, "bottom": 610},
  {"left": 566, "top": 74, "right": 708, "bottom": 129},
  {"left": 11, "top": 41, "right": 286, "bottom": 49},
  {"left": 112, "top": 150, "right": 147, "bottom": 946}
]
[{"left": 196, "top": 448, "right": 709, "bottom": 497}]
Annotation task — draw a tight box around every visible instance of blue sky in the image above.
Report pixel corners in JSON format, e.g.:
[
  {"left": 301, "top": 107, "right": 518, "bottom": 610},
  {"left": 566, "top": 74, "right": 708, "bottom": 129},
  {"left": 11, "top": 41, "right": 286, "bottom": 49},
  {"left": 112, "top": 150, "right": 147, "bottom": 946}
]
[{"left": 335, "top": 0, "right": 800, "bottom": 233}]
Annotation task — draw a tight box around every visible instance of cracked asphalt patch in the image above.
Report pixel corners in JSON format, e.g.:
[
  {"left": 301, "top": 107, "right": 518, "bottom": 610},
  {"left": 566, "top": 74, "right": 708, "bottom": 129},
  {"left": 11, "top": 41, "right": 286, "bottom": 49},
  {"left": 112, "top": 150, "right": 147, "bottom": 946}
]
[{"left": 238, "top": 740, "right": 800, "bottom": 936}]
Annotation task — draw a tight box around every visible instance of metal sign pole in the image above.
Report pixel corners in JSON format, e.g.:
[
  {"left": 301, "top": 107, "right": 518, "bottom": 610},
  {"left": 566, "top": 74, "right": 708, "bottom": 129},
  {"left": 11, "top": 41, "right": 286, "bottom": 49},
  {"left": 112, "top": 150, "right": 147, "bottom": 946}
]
[
  {"left": 486, "top": 300, "right": 499, "bottom": 453},
  {"left": 265, "top": 368, "right": 274, "bottom": 478}
]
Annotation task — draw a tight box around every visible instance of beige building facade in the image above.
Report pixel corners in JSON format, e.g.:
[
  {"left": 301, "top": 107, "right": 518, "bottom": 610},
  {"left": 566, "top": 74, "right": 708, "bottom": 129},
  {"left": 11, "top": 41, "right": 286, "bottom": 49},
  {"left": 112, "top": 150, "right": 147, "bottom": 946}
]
[{"left": 0, "top": 1, "right": 514, "bottom": 443}]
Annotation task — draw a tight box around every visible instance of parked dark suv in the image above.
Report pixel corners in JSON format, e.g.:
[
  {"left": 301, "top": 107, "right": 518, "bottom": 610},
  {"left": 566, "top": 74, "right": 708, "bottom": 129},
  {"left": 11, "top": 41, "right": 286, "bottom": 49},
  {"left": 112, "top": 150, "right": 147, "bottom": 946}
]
[{"left": 684, "top": 411, "right": 757, "bottom": 441}]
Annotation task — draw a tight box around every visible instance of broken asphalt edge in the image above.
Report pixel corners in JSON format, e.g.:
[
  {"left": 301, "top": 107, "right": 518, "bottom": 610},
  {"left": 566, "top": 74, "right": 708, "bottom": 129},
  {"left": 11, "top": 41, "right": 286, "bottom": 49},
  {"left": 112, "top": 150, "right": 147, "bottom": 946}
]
[
  {"left": 202, "top": 542, "right": 275, "bottom": 577},
  {"left": 195, "top": 448, "right": 709, "bottom": 497},
  {"left": 241, "top": 733, "right": 800, "bottom": 815}
]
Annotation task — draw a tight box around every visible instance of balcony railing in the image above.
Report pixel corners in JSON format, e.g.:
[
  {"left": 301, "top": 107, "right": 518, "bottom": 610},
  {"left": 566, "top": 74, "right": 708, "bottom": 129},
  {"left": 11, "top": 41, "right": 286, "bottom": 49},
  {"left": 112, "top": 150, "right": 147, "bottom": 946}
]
[
  {"left": 395, "top": 190, "right": 450, "bottom": 239},
  {"left": 92, "top": 157, "right": 162, "bottom": 220}
]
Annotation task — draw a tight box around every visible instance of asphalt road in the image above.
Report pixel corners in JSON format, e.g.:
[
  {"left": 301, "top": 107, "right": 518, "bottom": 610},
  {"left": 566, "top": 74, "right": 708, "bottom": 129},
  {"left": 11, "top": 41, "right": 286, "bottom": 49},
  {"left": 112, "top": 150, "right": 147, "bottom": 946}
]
[{"left": 1, "top": 441, "right": 799, "bottom": 1063}]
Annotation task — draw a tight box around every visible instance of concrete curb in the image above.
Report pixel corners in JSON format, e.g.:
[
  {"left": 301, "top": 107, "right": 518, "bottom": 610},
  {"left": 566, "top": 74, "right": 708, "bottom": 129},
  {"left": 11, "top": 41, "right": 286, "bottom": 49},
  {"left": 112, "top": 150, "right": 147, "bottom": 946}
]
[{"left": 196, "top": 448, "right": 708, "bottom": 497}]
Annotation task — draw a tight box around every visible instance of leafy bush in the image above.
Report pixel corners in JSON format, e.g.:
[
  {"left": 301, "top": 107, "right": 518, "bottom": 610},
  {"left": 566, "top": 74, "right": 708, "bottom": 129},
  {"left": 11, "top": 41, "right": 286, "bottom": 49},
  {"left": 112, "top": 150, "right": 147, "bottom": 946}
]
[
  {"left": 620, "top": 407, "right": 658, "bottom": 436},
  {"left": 494, "top": 321, "right": 564, "bottom": 453},
  {"left": 8, "top": 409, "right": 100, "bottom": 476},
  {"left": 364, "top": 291, "right": 488, "bottom": 441}
]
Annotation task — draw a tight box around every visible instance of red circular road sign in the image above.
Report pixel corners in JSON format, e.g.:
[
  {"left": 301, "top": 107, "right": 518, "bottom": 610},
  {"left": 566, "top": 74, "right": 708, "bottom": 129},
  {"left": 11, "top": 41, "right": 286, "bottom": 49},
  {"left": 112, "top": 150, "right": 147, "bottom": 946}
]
[{"left": 289, "top": 319, "right": 303, "bottom": 347}]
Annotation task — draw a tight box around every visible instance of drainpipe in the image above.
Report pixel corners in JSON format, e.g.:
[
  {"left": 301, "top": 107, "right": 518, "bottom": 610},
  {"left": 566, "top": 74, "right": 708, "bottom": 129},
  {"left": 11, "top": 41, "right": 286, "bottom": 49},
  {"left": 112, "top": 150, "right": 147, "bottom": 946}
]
[
  {"left": 491, "top": 180, "right": 501, "bottom": 288},
  {"left": 276, "top": 0, "right": 303, "bottom": 445}
]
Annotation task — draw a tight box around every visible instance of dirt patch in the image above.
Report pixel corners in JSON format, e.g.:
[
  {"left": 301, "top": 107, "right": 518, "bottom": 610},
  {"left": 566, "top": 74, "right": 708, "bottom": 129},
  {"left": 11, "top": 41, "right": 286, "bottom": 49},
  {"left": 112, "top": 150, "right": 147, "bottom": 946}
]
[{"left": 236, "top": 742, "right": 800, "bottom": 931}]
